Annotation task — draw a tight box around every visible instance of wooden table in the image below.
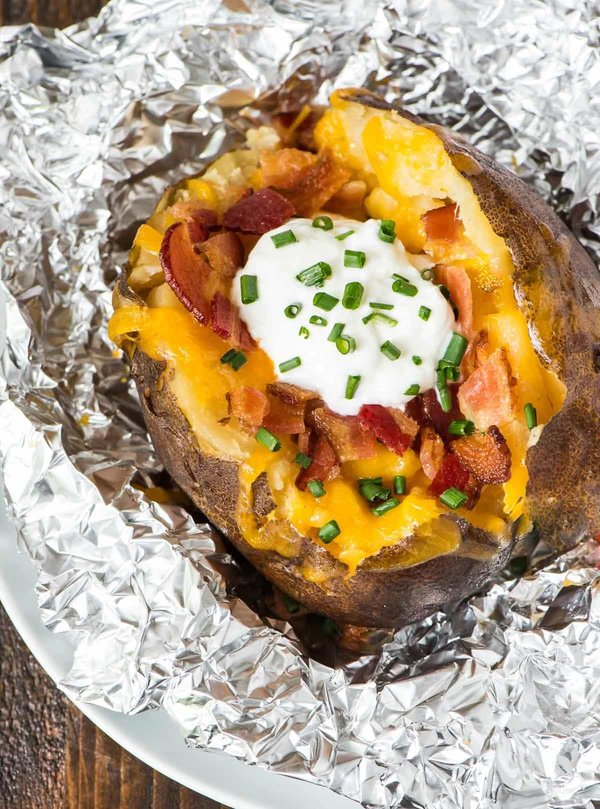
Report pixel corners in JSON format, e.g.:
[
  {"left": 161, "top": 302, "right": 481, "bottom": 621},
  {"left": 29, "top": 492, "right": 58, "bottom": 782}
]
[{"left": 0, "top": 2, "right": 228, "bottom": 807}]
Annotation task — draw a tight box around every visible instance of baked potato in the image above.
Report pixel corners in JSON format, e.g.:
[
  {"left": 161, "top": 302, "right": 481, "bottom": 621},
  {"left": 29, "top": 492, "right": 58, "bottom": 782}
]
[{"left": 109, "top": 89, "right": 600, "bottom": 629}]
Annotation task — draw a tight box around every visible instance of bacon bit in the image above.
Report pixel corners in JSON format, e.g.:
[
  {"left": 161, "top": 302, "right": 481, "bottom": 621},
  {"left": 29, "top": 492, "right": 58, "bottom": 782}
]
[
  {"left": 278, "top": 150, "right": 351, "bottom": 216},
  {"left": 309, "top": 407, "right": 377, "bottom": 463},
  {"left": 388, "top": 407, "right": 419, "bottom": 441},
  {"left": 435, "top": 264, "right": 474, "bottom": 337},
  {"left": 260, "top": 148, "right": 317, "bottom": 188},
  {"left": 452, "top": 426, "right": 512, "bottom": 484},
  {"left": 200, "top": 232, "right": 244, "bottom": 280},
  {"left": 357, "top": 404, "right": 414, "bottom": 456},
  {"left": 296, "top": 430, "right": 311, "bottom": 455},
  {"left": 210, "top": 292, "right": 254, "bottom": 350},
  {"left": 263, "top": 393, "right": 306, "bottom": 436},
  {"left": 429, "top": 453, "right": 469, "bottom": 496},
  {"left": 222, "top": 188, "right": 295, "bottom": 234},
  {"left": 266, "top": 382, "right": 318, "bottom": 405},
  {"left": 422, "top": 203, "right": 464, "bottom": 242},
  {"left": 160, "top": 222, "right": 213, "bottom": 323},
  {"left": 169, "top": 204, "right": 218, "bottom": 243},
  {"left": 326, "top": 180, "right": 368, "bottom": 219},
  {"left": 228, "top": 387, "right": 269, "bottom": 429},
  {"left": 458, "top": 348, "right": 516, "bottom": 430},
  {"left": 296, "top": 435, "right": 340, "bottom": 489},
  {"left": 461, "top": 330, "right": 490, "bottom": 379},
  {"left": 405, "top": 385, "right": 464, "bottom": 440},
  {"left": 419, "top": 427, "right": 445, "bottom": 480}
]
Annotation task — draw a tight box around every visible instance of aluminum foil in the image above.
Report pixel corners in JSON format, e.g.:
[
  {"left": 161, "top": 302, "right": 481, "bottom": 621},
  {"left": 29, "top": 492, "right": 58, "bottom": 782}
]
[{"left": 1, "top": 1, "right": 600, "bottom": 806}]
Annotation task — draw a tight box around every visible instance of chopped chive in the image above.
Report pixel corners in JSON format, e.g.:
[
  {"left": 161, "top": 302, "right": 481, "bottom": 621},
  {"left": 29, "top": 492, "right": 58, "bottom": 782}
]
[
  {"left": 393, "top": 475, "right": 406, "bottom": 495},
  {"left": 297, "top": 261, "right": 332, "bottom": 286},
  {"left": 448, "top": 419, "right": 475, "bottom": 437},
  {"left": 295, "top": 452, "right": 312, "bottom": 469},
  {"left": 380, "top": 340, "right": 401, "bottom": 361},
  {"left": 335, "top": 229, "right": 355, "bottom": 241},
  {"left": 372, "top": 497, "right": 400, "bottom": 517},
  {"left": 412, "top": 355, "right": 422, "bottom": 366},
  {"left": 256, "top": 426, "right": 280, "bottom": 452},
  {"left": 345, "top": 375, "right": 361, "bottom": 400},
  {"left": 419, "top": 305, "right": 431, "bottom": 321},
  {"left": 309, "top": 315, "right": 328, "bottom": 327},
  {"left": 327, "top": 322, "right": 345, "bottom": 342},
  {"left": 318, "top": 519, "right": 340, "bottom": 543},
  {"left": 524, "top": 402, "right": 537, "bottom": 430},
  {"left": 359, "top": 480, "right": 390, "bottom": 502},
  {"left": 285, "top": 303, "right": 301, "bottom": 319},
  {"left": 439, "top": 487, "right": 468, "bottom": 509},
  {"left": 299, "top": 326, "right": 309, "bottom": 339},
  {"left": 307, "top": 479, "right": 326, "bottom": 498},
  {"left": 436, "top": 367, "right": 452, "bottom": 412},
  {"left": 363, "top": 312, "right": 398, "bottom": 327},
  {"left": 370, "top": 302, "right": 394, "bottom": 310},
  {"left": 312, "top": 215, "right": 333, "bottom": 231},
  {"left": 442, "top": 332, "right": 468, "bottom": 366},
  {"left": 392, "top": 276, "right": 418, "bottom": 297},
  {"left": 282, "top": 593, "right": 300, "bottom": 613},
  {"left": 420, "top": 268, "right": 435, "bottom": 281},
  {"left": 240, "top": 274, "right": 258, "bottom": 304},
  {"left": 220, "top": 348, "right": 247, "bottom": 371},
  {"left": 344, "top": 250, "right": 366, "bottom": 269},
  {"left": 313, "top": 291, "right": 339, "bottom": 311},
  {"left": 445, "top": 365, "right": 460, "bottom": 382},
  {"left": 279, "top": 356, "right": 301, "bottom": 373},
  {"left": 404, "top": 384, "right": 420, "bottom": 396},
  {"left": 271, "top": 229, "right": 297, "bottom": 248},
  {"left": 335, "top": 335, "right": 356, "bottom": 355},
  {"left": 342, "top": 281, "right": 364, "bottom": 310},
  {"left": 358, "top": 477, "right": 383, "bottom": 485},
  {"left": 379, "top": 219, "right": 396, "bottom": 243}
]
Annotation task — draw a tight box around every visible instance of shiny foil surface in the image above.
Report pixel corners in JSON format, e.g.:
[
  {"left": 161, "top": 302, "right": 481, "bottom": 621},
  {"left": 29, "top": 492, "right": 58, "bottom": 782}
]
[{"left": 1, "top": 1, "right": 600, "bottom": 806}]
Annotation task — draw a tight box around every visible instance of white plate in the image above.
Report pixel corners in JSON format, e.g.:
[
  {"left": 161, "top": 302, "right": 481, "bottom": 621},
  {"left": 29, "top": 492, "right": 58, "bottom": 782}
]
[{"left": 0, "top": 498, "right": 356, "bottom": 808}]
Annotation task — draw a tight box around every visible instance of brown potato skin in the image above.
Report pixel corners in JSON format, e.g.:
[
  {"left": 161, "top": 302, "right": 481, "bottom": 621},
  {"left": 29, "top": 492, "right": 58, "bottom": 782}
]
[{"left": 120, "top": 91, "right": 600, "bottom": 628}]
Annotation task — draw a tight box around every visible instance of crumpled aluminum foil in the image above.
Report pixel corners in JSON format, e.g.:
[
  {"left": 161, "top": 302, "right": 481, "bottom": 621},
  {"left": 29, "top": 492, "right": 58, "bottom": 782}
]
[{"left": 1, "top": 1, "right": 600, "bottom": 806}]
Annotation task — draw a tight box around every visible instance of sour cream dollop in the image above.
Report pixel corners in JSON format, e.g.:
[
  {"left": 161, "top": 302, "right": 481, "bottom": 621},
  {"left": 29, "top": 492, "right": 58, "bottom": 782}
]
[{"left": 233, "top": 218, "right": 455, "bottom": 416}]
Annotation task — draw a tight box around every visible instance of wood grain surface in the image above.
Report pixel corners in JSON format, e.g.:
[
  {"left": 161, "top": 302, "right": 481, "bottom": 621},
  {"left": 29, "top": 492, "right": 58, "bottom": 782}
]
[{"left": 0, "top": 2, "right": 228, "bottom": 807}]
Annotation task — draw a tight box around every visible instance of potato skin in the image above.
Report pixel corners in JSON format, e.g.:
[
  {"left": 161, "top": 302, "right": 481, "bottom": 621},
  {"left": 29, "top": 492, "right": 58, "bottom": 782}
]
[{"left": 121, "top": 91, "right": 600, "bottom": 628}]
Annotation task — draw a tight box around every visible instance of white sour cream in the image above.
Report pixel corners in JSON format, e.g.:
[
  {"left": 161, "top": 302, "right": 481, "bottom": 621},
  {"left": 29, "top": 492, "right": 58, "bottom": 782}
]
[{"left": 233, "top": 218, "right": 455, "bottom": 416}]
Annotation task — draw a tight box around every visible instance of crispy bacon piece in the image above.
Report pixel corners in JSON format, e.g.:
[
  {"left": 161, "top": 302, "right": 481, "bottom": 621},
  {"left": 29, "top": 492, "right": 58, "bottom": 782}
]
[
  {"left": 452, "top": 426, "right": 511, "bottom": 484},
  {"left": 419, "top": 427, "right": 445, "bottom": 480},
  {"left": 228, "top": 387, "right": 269, "bottom": 429},
  {"left": 222, "top": 188, "right": 295, "bottom": 234},
  {"left": 357, "top": 405, "right": 415, "bottom": 456},
  {"left": 308, "top": 407, "right": 377, "bottom": 463},
  {"left": 263, "top": 394, "right": 306, "bottom": 436},
  {"left": 429, "top": 454, "right": 470, "bottom": 497},
  {"left": 405, "top": 385, "right": 464, "bottom": 440},
  {"left": 210, "top": 292, "right": 254, "bottom": 350},
  {"left": 296, "top": 435, "right": 340, "bottom": 489},
  {"left": 422, "top": 203, "right": 464, "bottom": 242},
  {"left": 296, "top": 430, "right": 311, "bottom": 455},
  {"left": 160, "top": 222, "right": 212, "bottom": 323},
  {"left": 458, "top": 348, "right": 515, "bottom": 430},
  {"left": 260, "top": 148, "right": 317, "bottom": 188},
  {"left": 266, "top": 382, "right": 317, "bottom": 405},
  {"left": 461, "top": 330, "right": 490, "bottom": 378},
  {"left": 388, "top": 408, "right": 419, "bottom": 442},
  {"left": 169, "top": 204, "right": 218, "bottom": 243},
  {"left": 278, "top": 150, "right": 351, "bottom": 216},
  {"left": 201, "top": 232, "right": 244, "bottom": 280},
  {"left": 435, "top": 263, "right": 474, "bottom": 337}
]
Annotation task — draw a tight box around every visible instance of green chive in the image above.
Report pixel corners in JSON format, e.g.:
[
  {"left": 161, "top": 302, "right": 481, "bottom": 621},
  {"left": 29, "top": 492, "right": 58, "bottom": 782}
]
[
  {"left": 299, "top": 326, "right": 310, "bottom": 339},
  {"left": 344, "top": 250, "right": 366, "bottom": 269},
  {"left": 420, "top": 268, "right": 435, "bottom": 281},
  {"left": 240, "top": 275, "right": 258, "bottom": 304},
  {"left": 448, "top": 419, "right": 475, "bottom": 437},
  {"left": 313, "top": 291, "right": 339, "bottom": 311},
  {"left": 256, "top": 427, "right": 280, "bottom": 452},
  {"left": 404, "top": 384, "right": 420, "bottom": 396},
  {"left": 295, "top": 452, "right": 312, "bottom": 469},
  {"left": 436, "top": 367, "right": 452, "bottom": 412},
  {"left": 297, "top": 261, "right": 332, "bottom": 286},
  {"left": 342, "top": 281, "right": 364, "bottom": 310},
  {"left": 335, "top": 335, "right": 356, "bottom": 355},
  {"left": 359, "top": 480, "right": 390, "bottom": 502},
  {"left": 380, "top": 340, "right": 401, "bottom": 361},
  {"left": 372, "top": 498, "right": 400, "bottom": 517},
  {"left": 445, "top": 365, "right": 460, "bottom": 382},
  {"left": 379, "top": 219, "right": 396, "bottom": 243},
  {"left": 524, "top": 402, "right": 537, "bottom": 430},
  {"left": 279, "top": 356, "right": 301, "bottom": 373},
  {"left": 312, "top": 215, "right": 333, "bottom": 231},
  {"left": 220, "top": 349, "right": 247, "bottom": 371},
  {"left": 220, "top": 348, "right": 237, "bottom": 364},
  {"left": 345, "top": 375, "right": 361, "bottom": 400},
  {"left": 443, "top": 332, "right": 468, "bottom": 366},
  {"left": 363, "top": 312, "right": 398, "bottom": 327},
  {"left": 370, "top": 302, "right": 394, "bottom": 310},
  {"left": 393, "top": 475, "right": 406, "bottom": 495},
  {"left": 318, "top": 520, "right": 340, "bottom": 543},
  {"left": 327, "top": 322, "right": 345, "bottom": 342},
  {"left": 285, "top": 303, "right": 301, "bottom": 318},
  {"left": 392, "top": 276, "right": 418, "bottom": 297},
  {"left": 439, "top": 487, "right": 468, "bottom": 509},
  {"left": 282, "top": 593, "right": 300, "bottom": 613},
  {"left": 419, "top": 305, "right": 431, "bottom": 321},
  {"left": 358, "top": 477, "right": 383, "bottom": 485},
  {"left": 335, "top": 229, "right": 355, "bottom": 241},
  {"left": 307, "top": 480, "right": 326, "bottom": 498},
  {"left": 412, "top": 355, "right": 422, "bottom": 366},
  {"left": 309, "top": 315, "right": 328, "bottom": 326},
  {"left": 271, "top": 229, "right": 297, "bottom": 248}
]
